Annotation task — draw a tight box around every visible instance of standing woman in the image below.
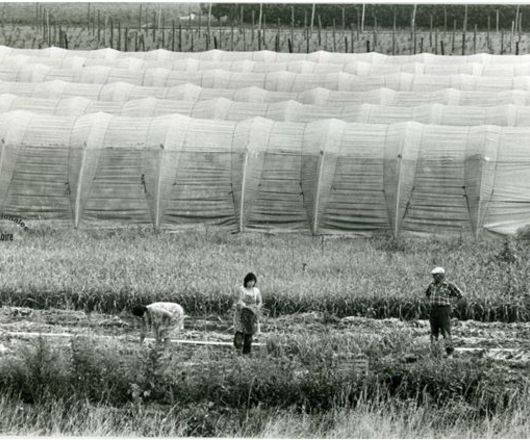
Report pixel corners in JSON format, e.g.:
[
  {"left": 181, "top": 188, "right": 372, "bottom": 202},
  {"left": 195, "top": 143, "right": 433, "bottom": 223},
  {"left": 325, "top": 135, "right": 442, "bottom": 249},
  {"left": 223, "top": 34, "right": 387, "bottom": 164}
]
[{"left": 233, "top": 272, "right": 262, "bottom": 355}]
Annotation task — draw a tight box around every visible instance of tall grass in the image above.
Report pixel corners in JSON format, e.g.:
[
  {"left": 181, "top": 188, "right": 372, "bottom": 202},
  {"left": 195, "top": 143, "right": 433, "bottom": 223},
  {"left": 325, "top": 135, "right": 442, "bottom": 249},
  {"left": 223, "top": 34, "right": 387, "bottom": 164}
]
[
  {"left": 2, "top": 395, "right": 530, "bottom": 437},
  {"left": 0, "top": 331, "right": 528, "bottom": 436},
  {"left": 0, "top": 227, "right": 528, "bottom": 322}
]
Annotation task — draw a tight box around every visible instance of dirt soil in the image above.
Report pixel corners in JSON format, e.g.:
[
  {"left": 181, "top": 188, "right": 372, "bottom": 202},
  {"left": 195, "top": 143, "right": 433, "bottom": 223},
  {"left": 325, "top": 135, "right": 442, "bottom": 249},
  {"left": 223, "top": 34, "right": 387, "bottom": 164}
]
[{"left": 1, "top": 306, "right": 530, "bottom": 365}]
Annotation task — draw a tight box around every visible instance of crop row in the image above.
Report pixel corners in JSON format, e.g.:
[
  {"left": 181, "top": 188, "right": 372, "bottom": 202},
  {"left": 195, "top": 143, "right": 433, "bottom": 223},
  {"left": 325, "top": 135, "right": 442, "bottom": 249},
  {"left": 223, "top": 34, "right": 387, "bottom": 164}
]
[{"left": 0, "top": 227, "right": 528, "bottom": 321}]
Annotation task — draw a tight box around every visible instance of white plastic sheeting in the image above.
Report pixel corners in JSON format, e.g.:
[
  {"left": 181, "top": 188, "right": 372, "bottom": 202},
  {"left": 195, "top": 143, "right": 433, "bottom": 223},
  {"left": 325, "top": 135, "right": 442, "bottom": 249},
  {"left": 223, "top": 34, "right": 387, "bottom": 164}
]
[
  {"left": 3, "top": 65, "right": 530, "bottom": 92},
  {"left": 0, "top": 111, "right": 528, "bottom": 237},
  {"left": 3, "top": 45, "right": 530, "bottom": 65},
  {"left": 4, "top": 81, "right": 530, "bottom": 106},
  {"left": 4, "top": 94, "right": 530, "bottom": 127},
  {"left": 7, "top": 54, "right": 530, "bottom": 76}
]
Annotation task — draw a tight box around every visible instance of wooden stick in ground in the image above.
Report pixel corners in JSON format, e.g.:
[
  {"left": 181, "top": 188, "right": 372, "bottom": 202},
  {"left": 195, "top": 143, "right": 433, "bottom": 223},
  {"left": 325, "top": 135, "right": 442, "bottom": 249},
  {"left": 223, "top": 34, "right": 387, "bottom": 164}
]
[
  {"left": 262, "top": 13, "right": 267, "bottom": 49},
  {"left": 411, "top": 4, "right": 417, "bottom": 55},
  {"left": 171, "top": 20, "right": 175, "bottom": 51},
  {"left": 496, "top": 9, "right": 499, "bottom": 33},
  {"left": 452, "top": 19, "right": 456, "bottom": 53},
  {"left": 429, "top": 14, "right": 433, "bottom": 47},
  {"left": 207, "top": 2, "right": 211, "bottom": 48},
  {"left": 152, "top": 11, "right": 156, "bottom": 43},
  {"left": 311, "top": 3, "right": 316, "bottom": 32},
  {"left": 290, "top": 5, "right": 295, "bottom": 46},
  {"left": 517, "top": 12, "right": 523, "bottom": 41},
  {"left": 110, "top": 16, "right": 113, "bottom": 49},
  {"left": 462, "top": 4, "right": 467, "bottom": 56},
  {"left": 117, "top": 20, "right": 121, "bottom": 51},
  {"left": 138, "top": 4, "right": 142, "bottom": 32},
  {"left": 178, "top": 23, "right": 182, "bottom": 51},
  {"left": 361, "top": 3, "right": 365, "bottom": 33},
  {"left": 511, "top": 20, "right": 514, "bottom": 54},
  {"left": 435, "top": 27, "right": 438, "bottom": 54},
  {"left": 240, "top": 4, "right": 244, "bottom": 51},
  {"left": 231, "top": 17, "right": 234, "bottom": 51},
  {"left": 392, "top": 8, "right": 396, "bottom": 55},
  {"left": 97, "top": 9, "right": 100, "bottom": 44},
  {"left": 305, "top": 10, "right": 309, "bottom": 53},
  {"left": 332, "top": 19, "right": 336, "bottom": 52},
  {"left": 42, "top": 8, "right": 45, "bottom": 41},
  {"left": 351, "top": 23, "right": 354, "bottom": 53},
  {"left": 373, "top": 15, "right": 377, "bottom": 50},
  {"left": 46, "top": 9, "right": 50, "bottom": 46},
  {"left": 515, "top": 4, "right": 520, "bottom": 37},
  {"left": 444, "top": 6, "right": 447, "bottom": 31},
  {"left": 318, "top": 14, "right": 322, "bottom": 47},
  {"left": 473, "top": 23, "right": 477, "bottom": 54},
  {"left": 87, "top": 3, "right": 90, "bottom": 31},
  {"left": 251, "top": 10, "right": 255, "bottom": 43},
  {"left": 276, "top": 18, "right": 280, "bottom": 52},
  {"left": 198, "top": 8, "right": 202, "bottom": 38},
  {"left": 356, "top": 7, "right": 360, "bottom": 39},
  {"left": 487, "top": 15, "right": 490, "bottom": 51},
  {"left": 124, "top": 27, "right": 128, "bottom": 52},
  {"left": 161, "top": 15, "right": 165, "bottom": 49}
]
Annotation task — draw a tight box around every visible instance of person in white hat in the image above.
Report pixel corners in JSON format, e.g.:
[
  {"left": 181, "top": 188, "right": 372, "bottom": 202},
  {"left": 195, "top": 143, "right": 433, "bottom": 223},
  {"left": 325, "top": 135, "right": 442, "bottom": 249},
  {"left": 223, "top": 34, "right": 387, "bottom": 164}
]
[{"left": 425, "top": 267, "right": 463, "bottom": 358}]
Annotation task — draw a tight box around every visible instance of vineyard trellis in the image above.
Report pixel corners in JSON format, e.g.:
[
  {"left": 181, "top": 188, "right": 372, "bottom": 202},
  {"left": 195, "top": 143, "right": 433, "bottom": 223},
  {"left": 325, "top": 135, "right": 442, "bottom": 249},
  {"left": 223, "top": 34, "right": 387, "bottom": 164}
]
[{"left": 0, "top": 3, "right": 529, "bottom": 55}]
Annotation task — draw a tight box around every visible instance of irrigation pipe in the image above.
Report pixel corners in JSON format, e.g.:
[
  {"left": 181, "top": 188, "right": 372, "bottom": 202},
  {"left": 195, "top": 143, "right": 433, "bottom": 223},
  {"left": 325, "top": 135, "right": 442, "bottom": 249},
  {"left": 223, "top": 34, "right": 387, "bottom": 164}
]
[{"left": 2, "top": 330, "right": 266, "bottom": 346}]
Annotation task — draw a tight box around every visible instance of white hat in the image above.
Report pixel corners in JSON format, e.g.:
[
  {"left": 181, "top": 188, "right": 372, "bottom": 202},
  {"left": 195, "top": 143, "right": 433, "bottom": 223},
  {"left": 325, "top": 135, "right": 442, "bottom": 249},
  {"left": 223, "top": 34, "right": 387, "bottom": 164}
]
[{"left": 431, "top": 267, "right": 445, "bottom": 274}]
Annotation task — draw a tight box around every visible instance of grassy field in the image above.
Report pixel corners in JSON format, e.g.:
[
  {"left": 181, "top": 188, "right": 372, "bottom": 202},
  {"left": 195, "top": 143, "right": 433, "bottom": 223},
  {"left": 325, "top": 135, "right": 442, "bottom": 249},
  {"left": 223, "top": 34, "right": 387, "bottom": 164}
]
[
  {"left": 0, "top": 226, "right": 529, "bottom": 436},
  {"left": 0, "top": 309, "right": 529, "bottom": 436},
  {"left": 0, "top": 226, "right": 528, "bottom": 321}
]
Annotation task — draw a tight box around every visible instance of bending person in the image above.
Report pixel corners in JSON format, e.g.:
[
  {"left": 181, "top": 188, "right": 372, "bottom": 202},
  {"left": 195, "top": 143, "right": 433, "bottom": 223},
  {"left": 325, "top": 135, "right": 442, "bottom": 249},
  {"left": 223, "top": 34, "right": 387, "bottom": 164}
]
[
  {"left": 233, "top": 272, "right": 262, "bottom": 355},
  {"left": 132, "top": 302, "right": 185, "bottom": 345}
]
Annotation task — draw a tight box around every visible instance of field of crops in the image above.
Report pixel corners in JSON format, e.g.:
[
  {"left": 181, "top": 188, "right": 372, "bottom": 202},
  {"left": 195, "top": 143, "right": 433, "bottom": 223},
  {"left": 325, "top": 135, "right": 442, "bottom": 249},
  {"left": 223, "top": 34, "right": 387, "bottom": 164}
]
[
  {"left": 0, "top": 227, "right": 528, "bottom": 435},
  {"left": 1, "top": 2, "right": 530, "bottom": 437},
  {"left": 0, "top": 227, "right": 529, "bottom": 321}
]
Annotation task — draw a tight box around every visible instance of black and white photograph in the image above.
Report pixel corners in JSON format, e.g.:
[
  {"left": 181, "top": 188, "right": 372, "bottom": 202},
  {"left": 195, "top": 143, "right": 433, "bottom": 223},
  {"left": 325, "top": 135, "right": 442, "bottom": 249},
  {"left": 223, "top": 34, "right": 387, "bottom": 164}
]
[{"left": 0, "top": 0, "right": 529, "bottom": 437}]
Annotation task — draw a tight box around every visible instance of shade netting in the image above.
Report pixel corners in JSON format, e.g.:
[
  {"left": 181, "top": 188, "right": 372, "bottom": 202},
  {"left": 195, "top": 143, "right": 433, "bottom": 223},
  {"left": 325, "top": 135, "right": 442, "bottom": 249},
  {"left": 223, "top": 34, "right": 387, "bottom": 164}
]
[
  {"left": 4, "top": 94, "right": 530, "bottom": 127},
  {"left": 7, "top": 53, "right": 530, "bottom": 76},
  {"left": 3, "top": 46, "right": 530, "bottom": 65},
  {"left": 3, "top": 65, "right": 530, "bottom": 92},
  {"left": 4, "top": 80, "right": 530, "bottom": 106},
  {"left": 0, "top": 111, "right": 527, "bottom": 237}
]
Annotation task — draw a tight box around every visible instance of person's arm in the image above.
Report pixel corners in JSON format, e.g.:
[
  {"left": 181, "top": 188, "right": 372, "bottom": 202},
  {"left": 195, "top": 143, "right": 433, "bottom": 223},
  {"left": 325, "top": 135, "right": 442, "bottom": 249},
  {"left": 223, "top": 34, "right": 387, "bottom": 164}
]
[
  {"left": 425, "top": 283, "right": 432, "bottom": 297},
  {"left": 256, "top": 288, "right": 263, "bottom": 308},
  {"left": 234, "top": 286, "right": 245, "bottom": 307},
  {"left": 448, "top": 283, "right": 464, "bottom": 299}
]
